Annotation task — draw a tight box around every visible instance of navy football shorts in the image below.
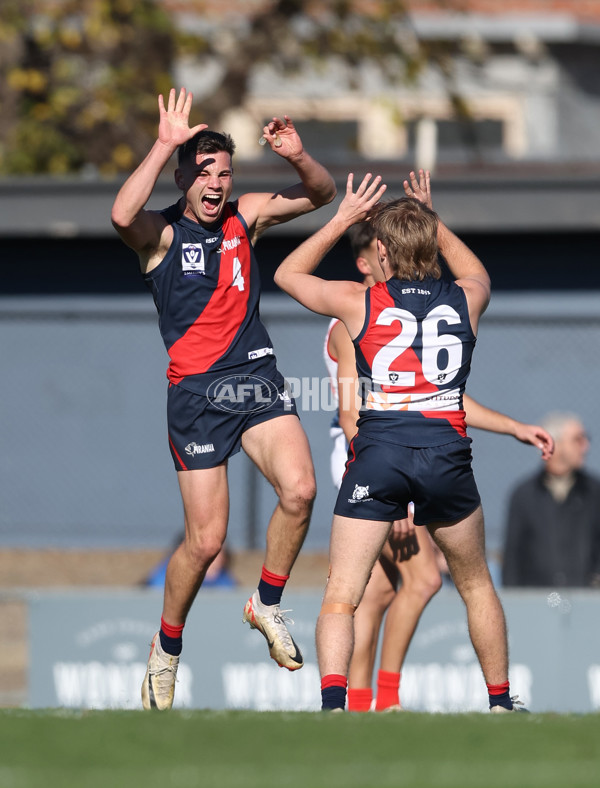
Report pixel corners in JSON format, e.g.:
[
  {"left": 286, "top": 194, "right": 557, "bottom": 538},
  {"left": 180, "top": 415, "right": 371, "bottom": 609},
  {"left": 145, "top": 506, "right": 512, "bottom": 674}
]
[
  {"left": 334, "top": 433, "right": 481, "bottom": 525},
  {"left": 166, "top": 371, "right": 298, "bottom": 471}
]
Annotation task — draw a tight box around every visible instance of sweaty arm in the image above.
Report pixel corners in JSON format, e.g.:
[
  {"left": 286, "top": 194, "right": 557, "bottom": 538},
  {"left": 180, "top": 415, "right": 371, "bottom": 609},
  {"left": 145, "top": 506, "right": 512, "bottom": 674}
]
[{"left": 463, "top": 394, "right": 554, "bottom": 459}]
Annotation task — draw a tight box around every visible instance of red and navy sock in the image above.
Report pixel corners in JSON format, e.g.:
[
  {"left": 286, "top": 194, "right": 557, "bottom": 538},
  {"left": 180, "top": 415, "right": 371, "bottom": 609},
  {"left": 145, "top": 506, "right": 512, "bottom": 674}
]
[
  {"left": 375, "top": 670, "right": 401, "bottom": 711},
  {"left": 257, "top": 566, "right": 289, "bottom": 606},
  {"left": 159, "top": 617, "right": 184, "bottom": 657},
  {"left": 487, "top": 680, "right": 512, "bottom": 710},
  {"left": 321, "top": 674, "right": 347, "bottom": 711},
  {"left": 347, "top": 687, "right": 372, "bottom": 712}
]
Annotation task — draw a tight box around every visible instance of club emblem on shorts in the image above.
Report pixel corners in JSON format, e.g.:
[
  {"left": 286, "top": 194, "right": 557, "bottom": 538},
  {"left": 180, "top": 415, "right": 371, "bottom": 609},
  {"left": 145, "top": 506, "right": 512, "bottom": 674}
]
[
  {"left": 181, "top": 243, "right": 205, "bottom": 275},
  {"left": 352, "top": 484, "right": 370, "bottom": 500}
]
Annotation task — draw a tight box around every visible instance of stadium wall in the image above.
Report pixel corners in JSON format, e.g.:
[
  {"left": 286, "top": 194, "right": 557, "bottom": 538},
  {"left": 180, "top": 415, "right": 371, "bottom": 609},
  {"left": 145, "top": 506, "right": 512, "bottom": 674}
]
[
  {"left": 1, "top": 292, "right": 599, "bottom": 565},
  {"left": 28, "top": 587, "right": 600, "bottom": 714}
]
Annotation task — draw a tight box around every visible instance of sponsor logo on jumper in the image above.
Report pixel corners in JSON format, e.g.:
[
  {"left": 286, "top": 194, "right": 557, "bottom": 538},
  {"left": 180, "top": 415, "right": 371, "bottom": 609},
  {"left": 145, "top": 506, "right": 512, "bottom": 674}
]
[
  {"left": 185, "top": 442, "right": 215, "bottom": 456},
  {"left": 248, "top": 347, "right": 274, "bottom": 361},
  {"left": 220, "top": 236, "right": 241, "bottom": 253},
  {"left": 348, "top": 484, "right": 373, "bottom": 504},
  {"left": 205, "top": 236, "right": 218, "bottom": 244},
  {"left": 207, "top": 374, "right": 288, "bottom": 413},
  {"left": 181, "top": 243, "right": 205, "bottom": 275}
]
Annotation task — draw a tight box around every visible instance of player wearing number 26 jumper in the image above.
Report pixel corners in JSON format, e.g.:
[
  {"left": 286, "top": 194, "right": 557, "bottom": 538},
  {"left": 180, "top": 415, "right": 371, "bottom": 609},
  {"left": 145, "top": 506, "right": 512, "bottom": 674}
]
[{"left": 275, "top": 168, "right": 524, "bottom": 713}]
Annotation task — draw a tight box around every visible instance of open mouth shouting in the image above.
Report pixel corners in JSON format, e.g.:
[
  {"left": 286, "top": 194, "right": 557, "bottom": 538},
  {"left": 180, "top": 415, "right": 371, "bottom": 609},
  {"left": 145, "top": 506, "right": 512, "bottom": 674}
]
[{"left": 201, "top": 192, "right": 224, "bottom": 218}]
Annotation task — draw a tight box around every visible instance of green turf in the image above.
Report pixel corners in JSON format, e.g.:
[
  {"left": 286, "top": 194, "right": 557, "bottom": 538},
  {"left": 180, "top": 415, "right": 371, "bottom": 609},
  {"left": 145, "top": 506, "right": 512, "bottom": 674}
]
[{"left": 1, "top": 709, "right": 599, "bottom": 788}]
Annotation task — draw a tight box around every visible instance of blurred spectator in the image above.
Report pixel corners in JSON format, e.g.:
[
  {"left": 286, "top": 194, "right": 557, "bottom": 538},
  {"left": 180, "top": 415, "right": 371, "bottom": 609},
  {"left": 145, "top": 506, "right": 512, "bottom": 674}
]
[
  {"left": 146, "top": 536, "right": 236, "bottom": 589},
  {"left": 502, "top": 412, "right": 600, "bottom": 588}
]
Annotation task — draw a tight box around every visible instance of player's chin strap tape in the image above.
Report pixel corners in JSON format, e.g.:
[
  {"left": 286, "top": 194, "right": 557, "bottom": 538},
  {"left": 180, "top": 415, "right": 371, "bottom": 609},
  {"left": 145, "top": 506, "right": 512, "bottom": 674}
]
[{"left": 320, "top": 602, "right": 357, "bottom": 616}]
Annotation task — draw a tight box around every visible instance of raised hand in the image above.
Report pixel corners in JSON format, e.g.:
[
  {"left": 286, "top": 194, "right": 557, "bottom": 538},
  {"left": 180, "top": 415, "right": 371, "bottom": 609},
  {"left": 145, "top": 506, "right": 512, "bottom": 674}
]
[
  {"left": 403, "top": 169, "right": 432, "bottom": 209},
  {"left": 337, "top": 172, "right": 387, "bottom": 227},
  {"left": 157, "top": 88, "right": 208, "bottom": 148},
  {"left": 260, "top": 115, "right": 304, "bottom": 158}
]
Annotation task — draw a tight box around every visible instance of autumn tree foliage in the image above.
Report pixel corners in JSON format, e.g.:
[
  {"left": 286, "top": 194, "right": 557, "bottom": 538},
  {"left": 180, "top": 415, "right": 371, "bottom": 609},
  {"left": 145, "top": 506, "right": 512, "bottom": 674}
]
[
  {"left": 0, "top": 0, "right": 458, "bottom": 175},
  {"left": 0, "top": 0, "right": 176, "bottom": 175}
]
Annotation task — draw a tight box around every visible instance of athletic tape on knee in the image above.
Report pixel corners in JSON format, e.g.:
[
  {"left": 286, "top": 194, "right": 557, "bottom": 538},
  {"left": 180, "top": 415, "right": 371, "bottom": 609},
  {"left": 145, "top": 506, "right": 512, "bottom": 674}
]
[{"left": 320, "top": 602, "right": 357, "bottom": 616}]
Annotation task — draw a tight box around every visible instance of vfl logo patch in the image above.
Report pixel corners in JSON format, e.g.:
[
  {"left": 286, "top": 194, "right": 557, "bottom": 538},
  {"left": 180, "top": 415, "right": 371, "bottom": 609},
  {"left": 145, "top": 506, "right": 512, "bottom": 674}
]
[{"left": 181, "top": 243, "right": 205, "bottom": 275}]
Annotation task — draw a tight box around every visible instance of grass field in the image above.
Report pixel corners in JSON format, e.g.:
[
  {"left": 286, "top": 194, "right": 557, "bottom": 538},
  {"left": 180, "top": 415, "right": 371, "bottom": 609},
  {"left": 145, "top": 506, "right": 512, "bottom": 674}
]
[{"left": 1, "top": 709, "right": 600, "bottom": 788}]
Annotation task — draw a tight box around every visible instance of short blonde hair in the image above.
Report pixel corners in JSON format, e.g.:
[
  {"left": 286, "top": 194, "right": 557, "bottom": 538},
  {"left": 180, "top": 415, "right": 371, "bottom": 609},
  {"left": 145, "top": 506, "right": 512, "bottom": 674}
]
[{"left": 371, "top": 197, "right": 441, "bottom": 281}]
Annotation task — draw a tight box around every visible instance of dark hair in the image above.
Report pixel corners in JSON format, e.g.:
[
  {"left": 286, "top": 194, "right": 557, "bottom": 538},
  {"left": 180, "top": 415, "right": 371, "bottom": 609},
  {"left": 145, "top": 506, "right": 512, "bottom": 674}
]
[
  {"left": 177, "top": 130, "right": 236, "bottom": 166},
  {"left": 347, "top": 221, "right": 376, "bottom": 259},
  {"left": 370, "top": 197, "right": 441, "bottom": 281}
]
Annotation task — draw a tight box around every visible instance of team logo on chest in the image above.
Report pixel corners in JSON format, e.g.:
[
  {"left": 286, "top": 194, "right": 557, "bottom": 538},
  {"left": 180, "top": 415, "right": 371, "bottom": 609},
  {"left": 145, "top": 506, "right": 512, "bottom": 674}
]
[{"left": 181, "top": 243, "right": 205, "bottom": 276}]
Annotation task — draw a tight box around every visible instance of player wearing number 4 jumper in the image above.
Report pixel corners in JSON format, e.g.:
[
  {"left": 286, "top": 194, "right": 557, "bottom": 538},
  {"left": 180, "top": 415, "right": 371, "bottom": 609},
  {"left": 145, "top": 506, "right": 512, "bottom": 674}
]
[
  {"left": 111, "top": 87, "right": 336, "bottom": 710},
  {"left": 275, "top": 168, "right": 526, "bottom": 713}
]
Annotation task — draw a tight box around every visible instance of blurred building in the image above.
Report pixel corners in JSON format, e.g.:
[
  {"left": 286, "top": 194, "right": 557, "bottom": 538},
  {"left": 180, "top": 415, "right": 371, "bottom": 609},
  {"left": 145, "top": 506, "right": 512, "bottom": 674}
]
[{"left": 167, "top": 0, "right": 600, "bottom": 170}]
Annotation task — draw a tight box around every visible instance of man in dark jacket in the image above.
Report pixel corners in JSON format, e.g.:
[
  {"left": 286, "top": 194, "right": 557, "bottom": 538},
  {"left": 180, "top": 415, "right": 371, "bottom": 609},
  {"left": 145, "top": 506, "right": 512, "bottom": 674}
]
[{"left": 502, "top": 412, "right": 600, "bottom": 587}]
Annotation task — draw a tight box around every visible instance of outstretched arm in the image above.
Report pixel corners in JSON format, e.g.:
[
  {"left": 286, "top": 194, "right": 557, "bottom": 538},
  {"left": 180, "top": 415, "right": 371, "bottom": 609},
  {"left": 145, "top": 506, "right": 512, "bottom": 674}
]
[
  {"left": 274, "top": 173, "right": 386, "bottom": 327},
  {"left": 241, "top": 116, "right": 337, "bottom": 240},
  {"left": 404, "top": 169, "right": 491, "bottom": 332},
  {"left": 463, "top": 394, "right": 554, "bottom": 460},
  {"left": 111, "top": 88, "right": 207, "bottom": 267}
]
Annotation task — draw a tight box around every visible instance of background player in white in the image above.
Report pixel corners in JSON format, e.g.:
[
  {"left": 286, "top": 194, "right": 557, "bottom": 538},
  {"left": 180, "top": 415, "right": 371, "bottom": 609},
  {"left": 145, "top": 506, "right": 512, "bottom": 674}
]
[
  {"left": 325, "top": 224, "right": 553, "bottom": 709},
  {"left": 276, "top": 169, "right": 526, "bottom": 712},
  {"left": 112, "top": 87, "right": 336, "bottom": 709}
]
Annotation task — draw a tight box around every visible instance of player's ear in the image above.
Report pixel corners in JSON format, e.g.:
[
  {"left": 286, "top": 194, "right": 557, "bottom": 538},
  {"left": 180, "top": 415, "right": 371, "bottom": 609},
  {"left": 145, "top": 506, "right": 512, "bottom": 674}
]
[
  {"left": 355, "top": 256, "right": 371, "bottom": 277},
  {"left": 377, "top": 239, "right": 388, "bottom": 262},
  {"left": 174, "top": 167, "right": 185, "bottom": 190}
]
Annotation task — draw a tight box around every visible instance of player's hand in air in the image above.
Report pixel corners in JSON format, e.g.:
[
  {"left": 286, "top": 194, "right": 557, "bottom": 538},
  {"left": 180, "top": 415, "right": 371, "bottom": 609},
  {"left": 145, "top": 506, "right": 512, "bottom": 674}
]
[
  {"left": 158, "top": 88, "right": 208, "bottom": 148},
  {"left": 403, "top": 169, "right": 432, "bottom": 210}
]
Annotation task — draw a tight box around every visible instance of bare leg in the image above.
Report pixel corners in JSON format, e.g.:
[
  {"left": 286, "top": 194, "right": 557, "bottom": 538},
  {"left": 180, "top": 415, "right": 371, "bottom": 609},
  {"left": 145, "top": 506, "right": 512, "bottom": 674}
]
[
  {"left": 348, "top": 545, "right": 397, "bottom": 689},
  {"left": 379, "top": 527, "right": 442, "bottom": 674},
  {"left": 242, "top": 415, "right": 315, "bottom": 576},
  {"left": 162, "top": 464, "right": 229, "bottom": 625},
  {"left": 317, "top": 515, "right": 391, "bottom": 680},
  {"left": 429, "top": 505, "right": 509, "bottom": 685}
]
